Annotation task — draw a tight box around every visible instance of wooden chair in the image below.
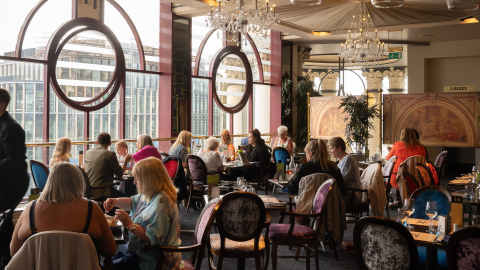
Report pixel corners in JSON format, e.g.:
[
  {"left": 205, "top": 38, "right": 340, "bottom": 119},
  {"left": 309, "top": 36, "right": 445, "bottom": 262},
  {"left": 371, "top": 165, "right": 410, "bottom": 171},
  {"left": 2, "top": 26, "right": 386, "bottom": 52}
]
[
  {"left": 144, "top": 198, "right": 222, "bottom": 270},
  {"left": 76, "top": 165, "right": 119, "bottom": 200},
  {"left": 30, "top": 160, "right": 49, "bottom": 189},
  {"left": 269, "top": 179, "right": 334, "bottom": 270},
  {"left": 208, "top": 191, "right": 270, "bottom": 270},
  {"left": 186, "top": 155, "right": 208, "bottom": 213},
  {"left": 426, "top": 160, "right": 440, "bottom": 186},
  {"left": 383, "top": 156, "right": 397, "bottom": 218},
  {"left": 415, "top": 163, "right": 435, "bottom": 187},
  {"left": 446, "top": 226, "right": 480, "bottom": 270},
  {"left": 434, "top": 150, "right": 448, "bottom": 177},
  {"left": 409, "top": 185, "right": 451, "bottom": 220},
  {"left": 344, "top": 187, "right": 370, "bottom": 223},
  {"left": 353, "top": 216, "right": 418, "bottom": 270}
]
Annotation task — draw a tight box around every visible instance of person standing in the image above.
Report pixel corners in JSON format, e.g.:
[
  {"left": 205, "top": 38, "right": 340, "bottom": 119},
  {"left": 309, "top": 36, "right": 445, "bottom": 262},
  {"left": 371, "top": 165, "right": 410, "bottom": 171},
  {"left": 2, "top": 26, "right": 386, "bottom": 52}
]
[{"left": 0, "top": 88, "right": 29, "bottom": 269}]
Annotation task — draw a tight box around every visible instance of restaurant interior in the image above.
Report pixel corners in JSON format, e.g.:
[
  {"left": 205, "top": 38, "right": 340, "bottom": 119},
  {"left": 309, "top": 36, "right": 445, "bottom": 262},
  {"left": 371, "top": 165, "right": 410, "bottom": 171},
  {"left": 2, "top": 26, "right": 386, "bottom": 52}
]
[{"left": 1, "top": 0, "right": 480, "bottom": 269}]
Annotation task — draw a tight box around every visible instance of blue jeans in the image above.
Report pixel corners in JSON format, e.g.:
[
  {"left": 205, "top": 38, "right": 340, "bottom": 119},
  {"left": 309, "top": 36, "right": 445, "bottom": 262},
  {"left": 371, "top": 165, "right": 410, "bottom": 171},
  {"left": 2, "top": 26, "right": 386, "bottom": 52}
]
[{"left": 112, "top": 251, "right": 141, "bottom": 270}]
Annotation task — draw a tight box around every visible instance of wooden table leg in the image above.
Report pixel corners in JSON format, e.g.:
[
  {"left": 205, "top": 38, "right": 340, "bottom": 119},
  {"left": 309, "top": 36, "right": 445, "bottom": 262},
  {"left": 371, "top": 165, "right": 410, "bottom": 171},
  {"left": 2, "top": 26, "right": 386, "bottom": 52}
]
[
  {"left": 237, "top": 258, "right": 246, "bottom": 270},
  {"left": 426, "top": 247, "right": 438, "bottom": 270}
]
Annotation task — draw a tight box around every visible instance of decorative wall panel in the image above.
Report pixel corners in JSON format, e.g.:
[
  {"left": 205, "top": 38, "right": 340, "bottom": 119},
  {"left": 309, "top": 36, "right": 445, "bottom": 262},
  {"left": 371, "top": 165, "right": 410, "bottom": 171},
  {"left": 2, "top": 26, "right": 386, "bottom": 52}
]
[
  {"left": 383, "top": 93, "right": 480, "bottom": 147},
  {"left": 309, "top": 96, "right": 350, "bottom": 140}
]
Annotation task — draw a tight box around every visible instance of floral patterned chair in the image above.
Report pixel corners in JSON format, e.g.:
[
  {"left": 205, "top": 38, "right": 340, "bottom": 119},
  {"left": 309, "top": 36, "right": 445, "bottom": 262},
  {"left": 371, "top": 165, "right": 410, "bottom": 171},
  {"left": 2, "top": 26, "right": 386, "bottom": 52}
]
[
  {"left": 447, "top": 226, "right": 480, "bottom": 270},
  {"left": 434, "top": 150, "right": 448, "bottom": 178},
  {"left": 30, "top": 160, "right": 49, "bottom": 189},
  {"left": 186, "top": 155, "right": 208, "bottom": 213},
  {"left": 144, "top": 198, "right": 221, "bottom": 270},
  {"left": 208, "top": 192, "right": 270, "bottom": 270},
  {"left": 353, "top": 216, "right": 418, "bottom": 270},
  {"left": 415, "top": 163, "right": 435, "bottom": 187},
  {"left": 268, "top": 179, "right": 334, "bottom": 270},
  {"left": 426, "top": 161, "right": 439, "bottom": 186}
]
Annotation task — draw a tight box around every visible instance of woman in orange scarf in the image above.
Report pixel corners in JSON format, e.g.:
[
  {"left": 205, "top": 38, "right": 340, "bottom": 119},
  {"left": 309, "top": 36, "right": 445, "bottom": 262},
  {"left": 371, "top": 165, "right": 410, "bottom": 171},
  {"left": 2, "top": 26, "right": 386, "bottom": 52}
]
[{"left": 386, "top": 128, "right": 426, "bottom": 189}]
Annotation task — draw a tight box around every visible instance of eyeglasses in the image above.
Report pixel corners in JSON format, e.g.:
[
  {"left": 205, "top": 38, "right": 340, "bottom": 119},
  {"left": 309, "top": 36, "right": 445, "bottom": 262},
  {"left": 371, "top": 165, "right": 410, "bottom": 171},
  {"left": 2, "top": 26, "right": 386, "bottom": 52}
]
[{"left": 248, "top": 136, "right": 253, "bottom": 139}]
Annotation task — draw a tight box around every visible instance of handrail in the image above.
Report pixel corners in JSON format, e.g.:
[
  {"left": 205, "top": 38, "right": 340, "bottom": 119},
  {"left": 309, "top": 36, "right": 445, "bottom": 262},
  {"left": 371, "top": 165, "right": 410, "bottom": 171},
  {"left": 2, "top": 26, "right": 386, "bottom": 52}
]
[{"left": 25, "top": 133, "right": 278, "bottom": 147}]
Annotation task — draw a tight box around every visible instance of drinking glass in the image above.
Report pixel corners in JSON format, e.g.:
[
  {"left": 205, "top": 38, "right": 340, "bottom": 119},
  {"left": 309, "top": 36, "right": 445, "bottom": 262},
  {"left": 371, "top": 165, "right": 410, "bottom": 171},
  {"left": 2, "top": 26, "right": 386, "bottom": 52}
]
[
  {"left": 405, "top": 198, "right": 415, "bottom": 230},
  {"left": 237, "top": 177, "right": 247, "bottom": 190},
  {"left": 243, "top": 185, "right": 256, "bottom": 193},
  {"left": 425, "top": 201, "right": 438, "bottom": 234},
  {"left": 472, "top": 214, "right": 480, "bottom": 226},
  {"left": 397, "top": 208, "right": 407, "bottom": 227}
]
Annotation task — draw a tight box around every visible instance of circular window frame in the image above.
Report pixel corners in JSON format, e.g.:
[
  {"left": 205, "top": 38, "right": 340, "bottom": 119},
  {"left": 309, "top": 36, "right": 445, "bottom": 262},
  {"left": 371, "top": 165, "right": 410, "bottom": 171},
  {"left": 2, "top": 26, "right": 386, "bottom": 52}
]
[
  {"left": 209, "top": 46, "right": 253, "bottom": 114},
  {"left": 46, "top": 17, "right": 126, "bottom": 112}
]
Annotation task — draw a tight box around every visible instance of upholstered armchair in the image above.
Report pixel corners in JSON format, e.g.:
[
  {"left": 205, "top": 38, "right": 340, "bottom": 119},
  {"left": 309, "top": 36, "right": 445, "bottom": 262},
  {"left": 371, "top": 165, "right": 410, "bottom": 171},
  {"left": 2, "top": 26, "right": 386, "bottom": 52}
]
[
  {"left": 447, "top": 226, "right": 480, "bottom": 270},
  {"left": 186, "top": 155, "right": 208, "bottom": 213},
  {"left": 434, "top": 150, "right": 447, "bottom": 177},
  {"left": 30, "top": 160, "right": 49, "bottom": 189}
]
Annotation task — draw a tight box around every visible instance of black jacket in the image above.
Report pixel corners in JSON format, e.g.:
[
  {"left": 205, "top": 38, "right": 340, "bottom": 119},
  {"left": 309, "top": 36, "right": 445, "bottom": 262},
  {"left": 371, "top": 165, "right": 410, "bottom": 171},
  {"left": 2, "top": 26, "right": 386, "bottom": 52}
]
[
  {"left": 287, "top": 160, "right": 346, "bottom": 195},
  {"left": 0, "top": 111, "right": 28, "bottom": 179},
  {"left": 244, "top": 143, "right": 270, "bottom": 167}
]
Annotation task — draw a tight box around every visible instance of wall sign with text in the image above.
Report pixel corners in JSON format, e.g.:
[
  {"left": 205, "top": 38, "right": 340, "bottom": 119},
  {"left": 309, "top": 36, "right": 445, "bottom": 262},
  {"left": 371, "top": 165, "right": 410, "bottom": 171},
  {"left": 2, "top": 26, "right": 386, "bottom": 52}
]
[{"left": 444, "top": 85, "right": 475, "bottom": 92}]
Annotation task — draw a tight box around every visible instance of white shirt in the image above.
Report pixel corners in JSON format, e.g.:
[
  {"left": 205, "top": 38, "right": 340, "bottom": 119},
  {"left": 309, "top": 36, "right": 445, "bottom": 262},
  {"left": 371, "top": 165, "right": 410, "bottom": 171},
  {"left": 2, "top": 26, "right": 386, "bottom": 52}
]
[{"left": 197, "top": 150, "right": 223, "bottom": 173}]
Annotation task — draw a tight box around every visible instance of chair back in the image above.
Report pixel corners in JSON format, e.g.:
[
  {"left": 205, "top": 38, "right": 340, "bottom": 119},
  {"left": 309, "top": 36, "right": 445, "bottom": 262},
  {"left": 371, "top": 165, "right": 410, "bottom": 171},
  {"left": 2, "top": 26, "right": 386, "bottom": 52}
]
[
  {"left": 312, "top": 179, "right": 334, "bottom": 214},
  {"left": 76, "top": 165, "right": 92, "bottom": 199},
  {"left": 186, "top": 155, "right": 208, "bottom": 184},
  {"left": 0, "top": 209, "right": 12, "bottom": 232},
  {"left": 397, "top": 155, "right": 427, "bottom": 202},
  {"left": 194, "top": 198, "right": 221, "bottom": 245},
  {"left": 353, "top": 217, "right": 418, "bottom": 270},
  {"left": 164, "top": 158, "right": 180, "bottom": 179},
  {"left": 410, "top": 186, "right": 451, "bottom": 220},
  {"left": 426, "top": 161, "right": 439, "bottom": 186},
  {"left": 415, "top": 163, "right": 434, "bottom": 186},
  {"left": 273, "top": 147, "right": 290, "bottom": 165},
  {"left": 434, "top": 150, "right": 447, "bottom": 176},
  {"left": 30, "top": 160, "right": 49, "bottom": 189},
  {"left": 401, "top": 171, "right": 420, "bottom": 196},
  {"left": 383, "top": 156, "right": 397, "bottom": 180},
  {"left": 446, "top": 226, "right": 480, "bottom": 270},
  {"left": 215, "top": 192, "right": 266, "bottom": 242},
  {"left": 6, "top": 231, "right": 101, "bottom": 270}
]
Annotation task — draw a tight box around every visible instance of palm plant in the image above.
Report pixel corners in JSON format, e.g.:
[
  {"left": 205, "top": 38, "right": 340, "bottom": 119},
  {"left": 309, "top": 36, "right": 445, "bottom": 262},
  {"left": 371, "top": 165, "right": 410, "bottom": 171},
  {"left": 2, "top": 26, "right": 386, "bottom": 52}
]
[
  {"left": 338, "top": 94, "right": 379, "bottom": 153},
  {"left": 281, "top": 71, "right": 293, "bottom": 129},
  {"left": 294, "top": 74, "right": 321, "bottom": 149}
]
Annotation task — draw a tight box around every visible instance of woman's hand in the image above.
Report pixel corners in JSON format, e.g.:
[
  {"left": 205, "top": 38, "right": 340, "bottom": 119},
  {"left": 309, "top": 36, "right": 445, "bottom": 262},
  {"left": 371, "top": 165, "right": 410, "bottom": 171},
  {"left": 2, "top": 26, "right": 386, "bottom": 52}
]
[
  {"left": 124, "top": 154, "right": 132, "bottom": 163},
  {"left": 104, "top": 198, "right": 119, "bottom": 212},
  {"left": 115, "top": 209, "right": 133, "bottom": 228}
]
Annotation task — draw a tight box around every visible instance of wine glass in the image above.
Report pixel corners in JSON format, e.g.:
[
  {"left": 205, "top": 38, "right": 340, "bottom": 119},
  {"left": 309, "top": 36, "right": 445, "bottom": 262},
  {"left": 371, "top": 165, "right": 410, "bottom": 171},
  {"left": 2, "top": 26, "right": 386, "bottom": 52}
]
[
  {"left": 425, "top": 201, "right": 438, "bottom": 234},
  {"left": 397, "top": 208, "right": 407, "bottom": 227},
  {"left": 404, "top": 198, "right": 415, "bottom": 230}
]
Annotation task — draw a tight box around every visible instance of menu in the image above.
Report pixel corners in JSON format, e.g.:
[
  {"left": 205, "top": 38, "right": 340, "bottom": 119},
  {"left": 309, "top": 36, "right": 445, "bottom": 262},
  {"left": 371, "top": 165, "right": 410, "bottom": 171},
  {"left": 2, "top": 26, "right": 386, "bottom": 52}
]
[
  {"left": 410, "top": 232, "right": 438, "bottom": 242},
  {"left": 401, "top": 218, "right": 437, "bottom": 227}
]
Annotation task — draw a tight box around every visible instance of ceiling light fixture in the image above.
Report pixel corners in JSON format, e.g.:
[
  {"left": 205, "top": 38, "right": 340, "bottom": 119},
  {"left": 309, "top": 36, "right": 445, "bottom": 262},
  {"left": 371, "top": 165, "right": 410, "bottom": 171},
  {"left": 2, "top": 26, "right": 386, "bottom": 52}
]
[
  {"left": 339, "top": 0, "right": 387, "bottom": 67},
  {"left": 290, "top": 0, "right": 322, "bottom": 5},
  {"left": 446, "top": 0, "right": 478, "bottom": 10},
  {"left": 206, "top": 0, "right": 279, "bottom": 46},
  {"left": 371, "top": 0, "right": 404, "bottom": 8}
]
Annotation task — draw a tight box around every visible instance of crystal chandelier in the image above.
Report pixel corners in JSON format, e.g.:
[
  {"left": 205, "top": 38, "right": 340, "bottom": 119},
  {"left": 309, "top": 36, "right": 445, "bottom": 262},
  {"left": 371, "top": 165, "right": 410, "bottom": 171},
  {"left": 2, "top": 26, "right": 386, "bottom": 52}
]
[
  {"left": 339, "top": 0, "right": 387, "bottom": 67},
  {"left": 206, "top": 0, "right": 279, "bottom": 46}
]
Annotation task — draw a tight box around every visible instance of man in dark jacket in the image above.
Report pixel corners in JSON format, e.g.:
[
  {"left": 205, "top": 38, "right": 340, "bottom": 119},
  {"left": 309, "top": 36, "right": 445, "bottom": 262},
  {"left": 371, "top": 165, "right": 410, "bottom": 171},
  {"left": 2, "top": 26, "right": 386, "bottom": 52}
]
[{"left": 0, "top": 88, "right": 29, "bottom": 268}]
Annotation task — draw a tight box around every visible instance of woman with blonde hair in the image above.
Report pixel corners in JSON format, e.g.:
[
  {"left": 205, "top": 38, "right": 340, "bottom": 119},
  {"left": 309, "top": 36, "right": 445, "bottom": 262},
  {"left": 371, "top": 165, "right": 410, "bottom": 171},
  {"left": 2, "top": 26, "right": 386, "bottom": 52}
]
[
  {"left": 386, "top": 128, "right": 426, "bottom": 189},
  {"left": 50, "top": 137, "right": 72, "bottom": 168},
  {"left": 132, "top": 134, "right": 162, "bottom": 162},
  {"left": 287, "top": 139, "right": 345, "bottom": 194},
  {"left": 218, "top": 129, "right": 235, "bottom": 155},
  {"left": 169, "top": 130, "right": 192, "bottom": 167},
  {"left": 10, "top": 162, "right": 116, "bottom": 258},
  {"left": 104, "top": 157, "right": 183, "bottom": 270}
]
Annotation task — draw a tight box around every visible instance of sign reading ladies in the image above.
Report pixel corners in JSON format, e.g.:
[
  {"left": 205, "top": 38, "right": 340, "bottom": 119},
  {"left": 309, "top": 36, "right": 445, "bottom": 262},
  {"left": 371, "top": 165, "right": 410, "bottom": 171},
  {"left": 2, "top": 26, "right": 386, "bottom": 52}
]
[{"left": 444, "top": 85, "right": 475, "bottom": 92}]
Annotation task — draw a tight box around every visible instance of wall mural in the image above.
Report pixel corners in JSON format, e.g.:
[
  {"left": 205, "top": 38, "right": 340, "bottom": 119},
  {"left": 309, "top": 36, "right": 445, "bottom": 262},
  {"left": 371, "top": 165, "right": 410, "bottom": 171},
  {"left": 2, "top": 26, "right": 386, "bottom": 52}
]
[
  {"left": 309, "top": 96, "right": 350, "bottom": 140},
  {"left": 383, "top": 93, "right": 480, "bottom": 147}
]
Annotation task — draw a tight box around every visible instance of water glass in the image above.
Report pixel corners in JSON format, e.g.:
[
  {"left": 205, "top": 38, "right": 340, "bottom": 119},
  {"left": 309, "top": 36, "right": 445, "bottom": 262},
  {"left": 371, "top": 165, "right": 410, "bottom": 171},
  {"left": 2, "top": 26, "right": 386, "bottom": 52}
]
[
  {"left": 429, "top": 216, "right": 439, "bottom": 234},
  {"left": 472, "top": 215, "right": 480, "bottom": 226},
  {"left": 237, "top": 177, "right": 247, "bottom": 189},
  {"left": 404, "top": 198, "right": 415, "bottom": 230},
  {"left": 397, "top": 208, "right": 407, "bottom": 227}
]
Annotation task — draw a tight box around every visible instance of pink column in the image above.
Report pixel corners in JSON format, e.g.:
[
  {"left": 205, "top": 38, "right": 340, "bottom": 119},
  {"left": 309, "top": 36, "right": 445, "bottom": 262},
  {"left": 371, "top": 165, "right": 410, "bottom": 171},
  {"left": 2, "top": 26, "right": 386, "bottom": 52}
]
[
  {"left": 270, "top": 30, "right": 282, "bottom": 137},
  {"left": 158, "top": 0, "right": 173, "bottom": 152}
]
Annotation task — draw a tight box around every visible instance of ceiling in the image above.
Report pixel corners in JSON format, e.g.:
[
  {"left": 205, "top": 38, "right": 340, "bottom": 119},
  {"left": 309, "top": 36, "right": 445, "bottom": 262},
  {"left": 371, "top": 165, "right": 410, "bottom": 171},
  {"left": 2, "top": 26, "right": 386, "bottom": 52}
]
[{"left": 172, "top": 0, "right": 480, "bottom": 68}]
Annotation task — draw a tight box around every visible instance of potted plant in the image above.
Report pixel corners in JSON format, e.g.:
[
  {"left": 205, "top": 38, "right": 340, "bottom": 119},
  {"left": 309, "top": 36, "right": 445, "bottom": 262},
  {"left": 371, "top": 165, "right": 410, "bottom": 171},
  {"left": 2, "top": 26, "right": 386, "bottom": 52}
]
[
  {"left": 281, "top": 71, "right": 293, "bottom": 130},
  {"left": 338, "top": 93, "right": 379, "bottom": 154},
  {"left": 294, "top": 74, "right": 321, "bottom": 149}
]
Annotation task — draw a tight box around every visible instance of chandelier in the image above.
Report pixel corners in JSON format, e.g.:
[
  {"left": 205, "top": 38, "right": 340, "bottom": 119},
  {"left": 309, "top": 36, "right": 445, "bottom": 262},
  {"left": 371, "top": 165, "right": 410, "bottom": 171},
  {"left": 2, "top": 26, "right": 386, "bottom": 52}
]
[
  {"left": 206, "top": 0, "right": 279, "bottom": 46},
  {"left": 338, "top": 0, "right": 387, "bottom": 67}
]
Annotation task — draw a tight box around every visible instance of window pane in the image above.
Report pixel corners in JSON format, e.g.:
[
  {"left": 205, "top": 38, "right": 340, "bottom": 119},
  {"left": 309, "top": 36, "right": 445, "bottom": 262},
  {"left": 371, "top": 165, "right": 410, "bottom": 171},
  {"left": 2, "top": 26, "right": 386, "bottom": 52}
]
[
  {"left": 191, "top": 78, "right": 209, "bottom": 136},
  {"left": 15, "top": 83, "right": 23, "bottom": 112},
  {"left": 49, "top": 114, "right": 56, "bottom": 141},
  {"left": 110, "top": 114, "right": 116, "bottom": 139},
  {"left": 35, "top": 83, "right": 43, "bottom": 112},
  {"left": 25, "top": 114, "right": 34, "bottom": 142},
  {"left": 77, "top": 114, "right": 84, "bottom": 141},
  {"left": 35, "top": 114, "right": 43, "bottom": 142},
  {"left": 102, "top": 115, "right": 108, "bottom": 134},
  {"left": 58, "top": 114, "right": 66, "bottom": 137},
  {"left": 25, "top": 83, "right": 34, "bottom": 112}
]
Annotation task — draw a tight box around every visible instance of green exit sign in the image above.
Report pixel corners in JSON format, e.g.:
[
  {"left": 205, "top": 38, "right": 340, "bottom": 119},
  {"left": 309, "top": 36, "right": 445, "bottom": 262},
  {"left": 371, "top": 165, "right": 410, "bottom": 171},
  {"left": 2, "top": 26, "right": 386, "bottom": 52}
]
[{"left": 389, "top": 52, "right": 402, "bottom": 59}]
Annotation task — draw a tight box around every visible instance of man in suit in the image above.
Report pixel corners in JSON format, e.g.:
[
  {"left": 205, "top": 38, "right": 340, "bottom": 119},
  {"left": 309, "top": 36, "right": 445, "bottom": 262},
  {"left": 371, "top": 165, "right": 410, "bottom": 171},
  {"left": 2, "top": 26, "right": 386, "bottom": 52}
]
[{"left": 0, "top": 88, "right": 29, "bottom": 269}]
